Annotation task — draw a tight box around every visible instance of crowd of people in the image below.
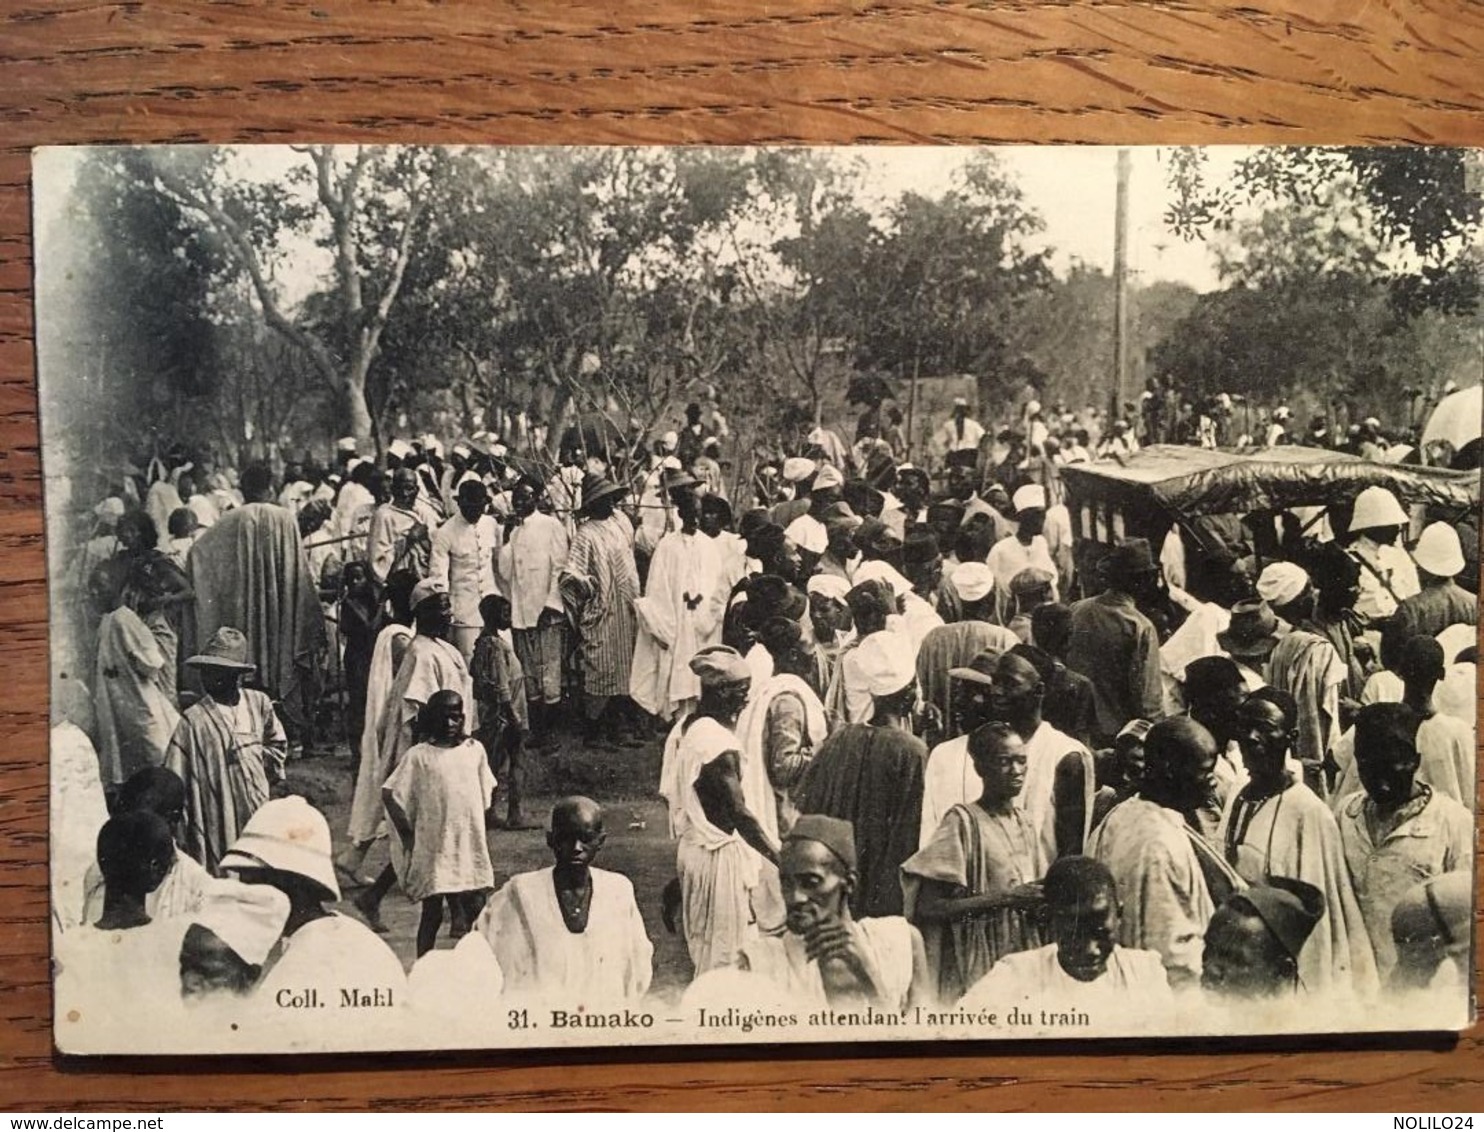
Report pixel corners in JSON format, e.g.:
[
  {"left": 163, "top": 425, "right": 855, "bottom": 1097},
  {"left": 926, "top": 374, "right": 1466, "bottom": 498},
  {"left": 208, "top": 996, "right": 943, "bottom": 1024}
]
[{"left": 51, "top": 390, "right": 1475, "bottom": 1048}]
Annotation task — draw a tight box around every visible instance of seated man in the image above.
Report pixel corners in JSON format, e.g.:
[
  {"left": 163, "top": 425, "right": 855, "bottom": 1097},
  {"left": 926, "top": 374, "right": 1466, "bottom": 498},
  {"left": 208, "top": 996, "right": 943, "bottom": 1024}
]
[
  {"left": 82, "top": 766, "right": 212, "bottom": 925},
  {"left": 1201, "top": 878, "right": 1325, "bottom": 1001},
  {"left": 55, "top": 813, "right": 191, "bottom": 1049},
  {"left": 477, "top": 796, "right": 653, "bottom": 1006},
  {"left": 693, "top": 815, "right": 927, "bottom": 1012},
  {"left": 957, "top": 856, "right": 1171, "bottom": 1018}
]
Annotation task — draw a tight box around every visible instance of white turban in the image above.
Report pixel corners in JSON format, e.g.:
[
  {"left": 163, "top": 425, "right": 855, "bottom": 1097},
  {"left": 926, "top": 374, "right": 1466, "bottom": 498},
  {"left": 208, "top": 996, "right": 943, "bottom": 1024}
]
[
  {"left": 782, "top": 457, "right": 817, "bottom": 483},
  {"left": 812, "top": 463, "right": 845, "bottom": 491},
  {"left": 1255, "top": 561, "right": 1310, "bottom": 607},
  {"left": 855, "top": 631, "right": 917, "bottom": 698},
  {"left": 1011, "top": 484, "right": 1046, "bottom": 513},
  {"left": 806, "top": 574, "right": 852, "bottom": 603},
  {"left": 192, "top": 879, "right": 291, "bottom": 965},
  {"left": 951, "top": 561, "right": 995, "bottom": 604},
  {"left": 854, "top": 558, "right": 912, "bottom": 597}
]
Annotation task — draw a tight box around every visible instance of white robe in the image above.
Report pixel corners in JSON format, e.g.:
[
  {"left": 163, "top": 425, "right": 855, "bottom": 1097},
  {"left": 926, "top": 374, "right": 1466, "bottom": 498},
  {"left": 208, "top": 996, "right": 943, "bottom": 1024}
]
[
  {"left": 958, "top": 943, "right": 1171, "bottom": 1020},
  {"left": 736, "top": 673, "right": 827, "bottom": 932},
  {"left": 256, "top": 914, "right": 407, "bottom": 1012},
  {"left": 383, "top": 739, "right": 496, "bottom": 902},
  {"left": 672, "top": 716, "right": 759, "bottom": 975},
  {"left": 50, "top": 722, "right": 111, "bottom": 932},
  {"left": 737, "top": 916, "right": 916, "bottom": 1012},
  {"left": 478, "top": 866, "right": 653, "bottom": 1006},
  {"left": 347, "top": 623, "right": 413, "bottom": 844},
  {"left": 630, "top": 530, "right": 726, "bottom": 720}
]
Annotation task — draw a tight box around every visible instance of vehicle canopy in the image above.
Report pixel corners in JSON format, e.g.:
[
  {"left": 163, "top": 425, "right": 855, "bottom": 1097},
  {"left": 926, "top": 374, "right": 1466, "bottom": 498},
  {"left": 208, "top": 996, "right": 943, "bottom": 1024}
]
[
  {"left": 1059, "top": 444, "right": 1478, "bottom": 520},
  {"left": 1058, "top": 444, "right": 1480, "bottom": 600}
]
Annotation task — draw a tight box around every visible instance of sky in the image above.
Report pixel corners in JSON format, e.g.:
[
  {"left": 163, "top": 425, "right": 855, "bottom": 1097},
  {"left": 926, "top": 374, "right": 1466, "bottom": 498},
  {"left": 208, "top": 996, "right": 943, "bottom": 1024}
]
[{"left": 33, "top": 143, "right": 1242, "bottom": 293}]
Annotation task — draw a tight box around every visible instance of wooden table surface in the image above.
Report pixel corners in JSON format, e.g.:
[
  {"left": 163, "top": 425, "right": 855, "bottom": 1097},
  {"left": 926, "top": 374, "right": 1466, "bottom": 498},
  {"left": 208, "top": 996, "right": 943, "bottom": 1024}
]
[{"left": 2, "top": 0, "right": 1481, "bottom": 1111}]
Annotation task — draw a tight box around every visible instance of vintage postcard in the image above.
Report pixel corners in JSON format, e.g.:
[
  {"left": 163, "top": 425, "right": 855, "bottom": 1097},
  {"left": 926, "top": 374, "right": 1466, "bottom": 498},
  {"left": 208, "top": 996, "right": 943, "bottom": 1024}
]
[{"left": 36, "top": 144, "right": 1478, "bottom": 1054}]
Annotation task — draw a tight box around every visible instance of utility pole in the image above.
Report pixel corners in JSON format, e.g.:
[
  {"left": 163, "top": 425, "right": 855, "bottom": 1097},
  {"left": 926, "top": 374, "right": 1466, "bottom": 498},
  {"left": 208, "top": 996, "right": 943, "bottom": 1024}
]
[{"left": 1111, "top": 148, "right": 1131, "bottom": 423}]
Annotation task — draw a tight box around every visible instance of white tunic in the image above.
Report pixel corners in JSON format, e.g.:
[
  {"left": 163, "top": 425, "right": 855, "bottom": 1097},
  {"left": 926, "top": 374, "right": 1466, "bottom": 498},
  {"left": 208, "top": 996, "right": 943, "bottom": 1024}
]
[{"left": 478, "top": 866, "right": 654, "bottom": 1006}]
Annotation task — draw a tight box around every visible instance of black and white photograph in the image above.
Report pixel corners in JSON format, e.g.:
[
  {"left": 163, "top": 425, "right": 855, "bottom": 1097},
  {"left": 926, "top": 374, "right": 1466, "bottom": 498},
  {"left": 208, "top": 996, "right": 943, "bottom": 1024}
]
[{"left": 34, "top": 143, "right": 1480, "bottom": 1054}]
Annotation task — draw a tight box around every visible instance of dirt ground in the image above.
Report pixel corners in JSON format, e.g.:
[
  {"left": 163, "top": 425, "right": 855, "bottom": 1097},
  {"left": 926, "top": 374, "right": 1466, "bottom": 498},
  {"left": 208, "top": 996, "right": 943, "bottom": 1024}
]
[{"left": 286, "top": 727, "right": 697, "bottom": 998}]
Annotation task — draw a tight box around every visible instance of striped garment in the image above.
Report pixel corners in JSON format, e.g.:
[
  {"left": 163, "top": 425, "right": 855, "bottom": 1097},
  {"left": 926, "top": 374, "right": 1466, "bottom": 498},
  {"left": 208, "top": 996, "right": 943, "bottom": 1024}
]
[{"left": 563, "top": 511, "right": 641, "bottom": 699}]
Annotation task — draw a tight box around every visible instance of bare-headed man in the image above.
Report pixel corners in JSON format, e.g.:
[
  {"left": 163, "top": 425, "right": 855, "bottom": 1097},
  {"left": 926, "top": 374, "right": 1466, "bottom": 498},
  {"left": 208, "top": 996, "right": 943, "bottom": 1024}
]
[{"left": 479, "top": 796, "right": 654, "bottom": 1005}]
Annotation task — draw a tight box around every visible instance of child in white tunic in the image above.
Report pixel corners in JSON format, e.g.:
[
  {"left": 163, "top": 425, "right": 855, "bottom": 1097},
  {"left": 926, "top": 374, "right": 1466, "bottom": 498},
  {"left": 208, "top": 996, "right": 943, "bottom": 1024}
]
[{"left": 384, "top": 690, "right": 497, "bottom": 956}]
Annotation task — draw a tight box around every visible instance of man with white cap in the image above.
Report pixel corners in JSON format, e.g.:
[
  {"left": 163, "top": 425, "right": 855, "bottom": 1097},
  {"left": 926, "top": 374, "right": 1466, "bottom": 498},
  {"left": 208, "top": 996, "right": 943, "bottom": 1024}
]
[
  {"left": 986, "top": 484, "right": 1059, "bottom": 624},
  {"left": 1259, "top": 561, "right": 1346, "bottom": 795},
  {"left": 934, "top": 396, "right": 985, "bottom": 462},
  {"left": 497, "top": 477, "right": 571, "bottom": 749},
  {"left": 783, "top": 462, "right": 845, "bottom": 564},
  {"left": 770, "top": 457, "right": 818, "bottom": 530},
  {"left": 805, "top": 573, "right": 855, "bottom": 698},
  {"left": 221, "top": 797, "right": 406, "bottom": 1011},
  {"left": 797, "top": 629, "right": 926, "bottom": 918},
  {"left": 663, "top": 646, "right": 779, "bottom": 974},
  {"left": 1346, "top": 485, "right": 1420, "bottom": 623},
  {"left": 1383, "top": 521, "right": 1475, "bottom": 657}
]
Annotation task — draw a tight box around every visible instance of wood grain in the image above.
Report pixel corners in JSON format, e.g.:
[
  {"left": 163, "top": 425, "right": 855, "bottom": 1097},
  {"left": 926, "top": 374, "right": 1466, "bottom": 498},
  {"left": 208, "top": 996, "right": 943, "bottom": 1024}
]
[{"left": 1, "top": 0, "right": 1481, "bottom": 1111}]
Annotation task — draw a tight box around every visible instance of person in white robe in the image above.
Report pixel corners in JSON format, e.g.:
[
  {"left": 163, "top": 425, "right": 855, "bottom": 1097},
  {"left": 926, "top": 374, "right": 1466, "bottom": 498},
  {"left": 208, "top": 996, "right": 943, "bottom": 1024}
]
[
  {"left": 93, "top": 604, "right": 181, "bottom": 791},
  {"left": 81, "top": 766, "right": 212, "bottom": 929},
  {"left": 984, "top": 485, "right": 1059, "bottom": 624},
  {"left": 631, "top": 470, "right": 728, "bottom": 722},
  {"left": 1346, "top": 487, "right": 1420, "bottom": 624},
  {"left": 50, "top": 706, "right": 112, "bottom": 932},
  {"left": 686, "top": 815, "right": 925, "bottom": 1013},
  {"left": 54, "top": 812, "right": 194, "bottom": 1053},
  {"left": 351, "top": 579, "right": 473, "bottom": 929},
  {"left": 663, "top": 648, "right": 779, "bottom": 975},
  {"left": 958, "top": 856, "right": 1171, "bottom": 1023},
  {"left": 337, "top": 574, "right": 416, "bottom": 884},
  {"left": 478, "top": 797, "right": 653, "bottom": 1006}
]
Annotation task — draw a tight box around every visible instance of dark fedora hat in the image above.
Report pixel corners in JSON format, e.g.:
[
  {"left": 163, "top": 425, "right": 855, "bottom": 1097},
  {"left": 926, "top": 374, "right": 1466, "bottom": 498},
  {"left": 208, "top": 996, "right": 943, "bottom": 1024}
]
[{"left": 1217, "top": 599, "right": 1281, "bottom": 659}]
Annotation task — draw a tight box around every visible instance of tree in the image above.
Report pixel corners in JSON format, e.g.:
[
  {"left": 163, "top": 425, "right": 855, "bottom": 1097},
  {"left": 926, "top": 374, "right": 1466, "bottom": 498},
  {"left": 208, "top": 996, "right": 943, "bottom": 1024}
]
[
  {"left": 860, "top": 154, "right": 1053, "bottom": 439},
  {"left": 1165, "top": 146, "right": 1481, "bottom": 316},
  {"left": 1007, "top": 265, "right": 1198, "bottom": 414},
  {"left": 1151, "top": 196, "right": 1478, "bottom": 428},
  {"left": 38, "top": 149, "right": 228, "bottom": 474},
  {"left": 132, "top": 145, "right": 458, "bottom": 446}
]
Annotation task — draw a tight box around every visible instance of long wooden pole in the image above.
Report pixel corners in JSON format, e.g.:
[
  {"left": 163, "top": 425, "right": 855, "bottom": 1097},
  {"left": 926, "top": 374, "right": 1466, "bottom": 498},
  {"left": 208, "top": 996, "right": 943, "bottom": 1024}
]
[{"left": 1111, "top": 148, "right": 1131, "bottom": 423}]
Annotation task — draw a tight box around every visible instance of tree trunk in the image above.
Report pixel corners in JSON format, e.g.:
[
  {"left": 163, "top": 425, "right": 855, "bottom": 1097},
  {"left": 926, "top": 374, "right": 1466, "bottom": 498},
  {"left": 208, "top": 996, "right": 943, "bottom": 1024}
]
[{"left": 344, "top": 375, "right": 374, "bottom": 450}]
